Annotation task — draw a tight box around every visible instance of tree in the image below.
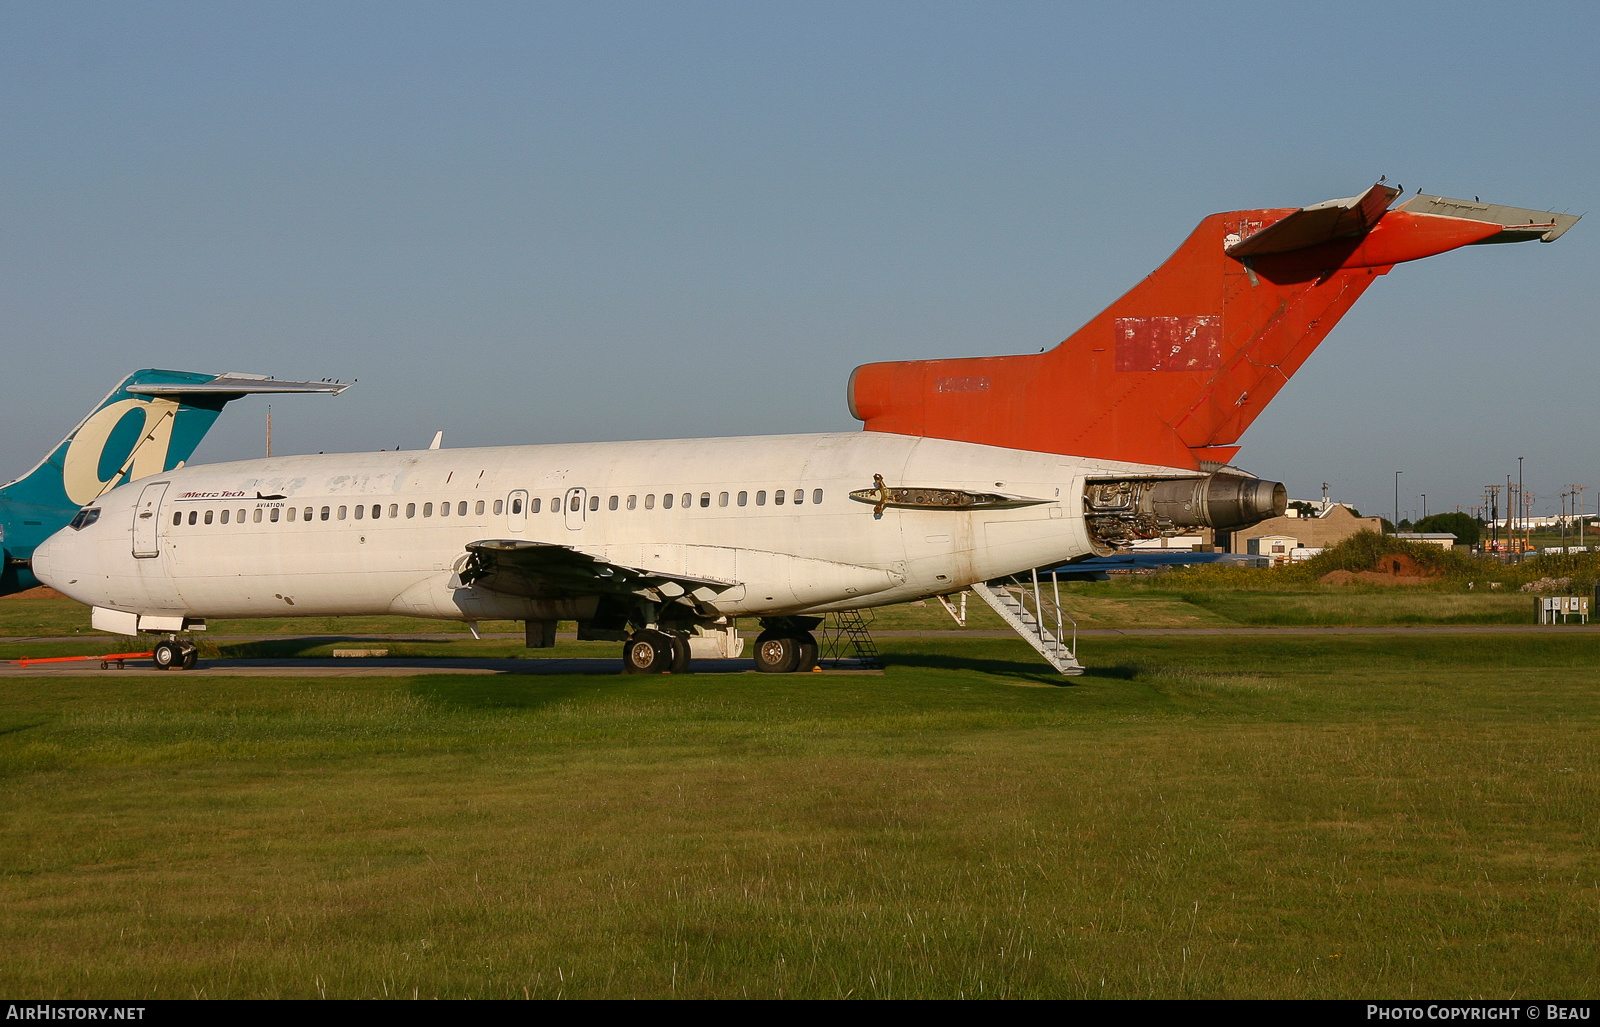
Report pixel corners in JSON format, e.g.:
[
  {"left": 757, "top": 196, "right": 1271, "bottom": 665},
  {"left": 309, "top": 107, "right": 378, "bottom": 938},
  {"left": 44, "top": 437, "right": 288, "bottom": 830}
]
[{"left": 1414, "top": 511, "right": 1480, "bottom": 547}]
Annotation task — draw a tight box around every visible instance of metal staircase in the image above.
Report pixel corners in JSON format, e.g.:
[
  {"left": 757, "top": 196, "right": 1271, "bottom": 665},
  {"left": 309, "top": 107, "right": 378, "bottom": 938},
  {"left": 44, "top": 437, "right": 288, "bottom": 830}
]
[
  {"left": 819, "top": 609, "right": 884, "bottom": 669},
  {"left": 971, "top": 568, "right": 1084, "bottom": 676}
]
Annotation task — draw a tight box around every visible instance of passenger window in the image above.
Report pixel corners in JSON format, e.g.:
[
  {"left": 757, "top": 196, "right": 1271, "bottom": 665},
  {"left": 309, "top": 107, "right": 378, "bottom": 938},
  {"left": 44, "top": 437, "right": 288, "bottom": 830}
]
[
  {"left": 321, "top": 507, "right": 330, "bottom": 521},
  {"left": 627, "top": 495, "right": 637, "bottom": 510},
  {"left": 645, "top": 494, "right": 655, "bottom": 510},
  {"left": 220, "top": 509, "right": 229, "bottom": 524},
  {"left": 475, "top": 501, "right": 484, "bottom": 515},
  {"left": 188, "top": 510, "right": 197, "bottom": 525},
  {"left": 589, "top": 495, "right": 599, "bottom": 512},
  {"left": 407, "top": 503, "right": 417, "bottom": 518},
  {"left": 373, "top": 505, "right": 382, "bottom": 519},
  {"left": 238, "top": 509, "right": 246, "bottom": 523},
  {"left": 699, "top": 493, "right": 710, "bottom": 508},
  {"left": 609, "top": 496, "right": 619, "bottom": 511},
  {"left": 270, "top": 508, "right": 280, "bottom": 522},
  {"left": 527, "top": 498, "right": 537, "bottom": 514},
  {"left": 424, "top": 503, "right": 433, "bottom": 517},
  {"left": 552, "top": 496, "right": 561, "bottom": 511},
  {"left": 439, "top": 502, "right": 449, "bottom": 517},
  {"left": 205, "top": 509, "right": 213, "bottom": 524},
  {"left": 813, "top": 489, "right": 823, "bottom": 504},
  {"left": 338, "top": 506, "right": 347, "bottom": 520},
  {"left": 173, "top": 512, "right": 182, "bottom": 526},
  {"left": 775, "top": 490, "right": 786, "bottom": 505},
  {"left": 663, "top": 493, "right": 674, "bottom": 509},
  {"left": 355, "top": 505, "right": 364, "bottom": 519},
  {"left": 391, "top": 504, "right": 400, "bottom": 518},
  {"left": 458, "top": 501, "right": 467, "bottom": 516},
  {"left": 719, "top": 492, "right": 729, "bottom": 507},
  {"left": 253, "top": 509, "right": 263, "bottom": 523},
  {"left": 756, "top": 491, "right": 766, "bottom": 506},
  {"left": 738, "top": 491, "right": 748, "bottom": 507},
  {"left": 682, "top": 493, "right": 691, "bottom": 509},
  {"left": 494, "top": 499, "right": 504, "bottom": 515},
  {"left": 794, "top": 489, "right": 804, "bottom": 505},
  {"left": 287, "top": 507, "right": 296, "bottom": 522}
]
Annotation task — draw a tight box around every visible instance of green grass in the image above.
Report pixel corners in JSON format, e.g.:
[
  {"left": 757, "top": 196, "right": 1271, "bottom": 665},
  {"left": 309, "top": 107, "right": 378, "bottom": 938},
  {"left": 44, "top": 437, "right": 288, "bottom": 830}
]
[{"left": 2, "top": 634, "right": 1597, "bottom": 998}]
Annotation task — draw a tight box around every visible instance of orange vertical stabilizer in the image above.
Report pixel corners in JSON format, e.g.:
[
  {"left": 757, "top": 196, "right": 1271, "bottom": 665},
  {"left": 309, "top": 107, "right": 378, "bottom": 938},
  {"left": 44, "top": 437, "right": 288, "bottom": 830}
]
[{"left": 848, "top": 184, "right": 1567, "bottom": 469}]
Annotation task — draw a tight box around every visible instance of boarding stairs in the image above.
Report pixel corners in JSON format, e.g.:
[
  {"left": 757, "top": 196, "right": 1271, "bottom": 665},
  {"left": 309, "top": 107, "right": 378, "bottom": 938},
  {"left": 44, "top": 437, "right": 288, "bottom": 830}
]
[
  {"left": 820, "top": 609, "right": 884, "bottom": 669},
  {"left": 971, "top": 568, "right": 1084, "bottom": 677}
]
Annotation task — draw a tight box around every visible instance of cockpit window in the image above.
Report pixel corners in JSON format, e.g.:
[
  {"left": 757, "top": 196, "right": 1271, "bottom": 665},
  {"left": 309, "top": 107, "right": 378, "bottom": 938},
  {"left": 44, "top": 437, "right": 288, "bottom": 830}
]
[{"left": 68, "top": 508, "right": 101, "bottom": 531}]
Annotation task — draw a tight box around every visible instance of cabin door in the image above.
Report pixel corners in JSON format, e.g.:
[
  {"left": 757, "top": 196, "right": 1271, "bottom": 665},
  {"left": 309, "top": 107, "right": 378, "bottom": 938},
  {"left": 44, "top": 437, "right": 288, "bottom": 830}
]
[{"left": 132, "top": 482, "right": 169, "bottom": 558}]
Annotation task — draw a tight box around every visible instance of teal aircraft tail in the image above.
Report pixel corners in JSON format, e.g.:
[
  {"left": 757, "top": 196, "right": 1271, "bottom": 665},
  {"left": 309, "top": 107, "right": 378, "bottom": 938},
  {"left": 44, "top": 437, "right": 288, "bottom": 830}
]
[{"left": 1, "top": 369, "right": 349, "bottom": 595}]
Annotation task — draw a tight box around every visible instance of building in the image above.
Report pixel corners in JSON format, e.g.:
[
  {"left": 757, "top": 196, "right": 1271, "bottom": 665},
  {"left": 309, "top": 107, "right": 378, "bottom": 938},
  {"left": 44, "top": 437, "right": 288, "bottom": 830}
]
[
  {"left": 1226, "top": 503, "right": 1385, "bottom": 557},
  {"left": 1247, "top": 534, "right": 1299, "bottom": 567},
  {"left": 1390, "top": 532, "right": 1457, "bottom": 549}
]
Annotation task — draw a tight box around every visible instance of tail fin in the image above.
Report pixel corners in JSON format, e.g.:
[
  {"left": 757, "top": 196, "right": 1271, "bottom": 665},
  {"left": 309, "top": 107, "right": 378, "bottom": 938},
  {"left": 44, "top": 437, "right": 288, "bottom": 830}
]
[
  {"left": 848, "top": 184, "right": 1579, "bottom": 469},
  {"left": 1, "top": 369, "right": 349, "bottom": 594}
]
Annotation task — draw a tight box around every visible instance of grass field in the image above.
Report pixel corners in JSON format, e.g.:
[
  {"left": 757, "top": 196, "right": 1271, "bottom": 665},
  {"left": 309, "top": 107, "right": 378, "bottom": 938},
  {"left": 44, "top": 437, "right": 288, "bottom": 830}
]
[
  {"left": 3, "top": 633, "right": 1597, "bottom": 998},
  {"left": 0, "top": 570, "right": 1559, "bottom": 661}
]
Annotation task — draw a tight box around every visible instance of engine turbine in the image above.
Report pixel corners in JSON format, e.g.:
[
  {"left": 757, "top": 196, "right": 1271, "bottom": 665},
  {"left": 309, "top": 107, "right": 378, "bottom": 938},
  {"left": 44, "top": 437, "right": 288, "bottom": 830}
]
[{"left": 1084, "top": 473, "right": 1286, "bottom": 552}]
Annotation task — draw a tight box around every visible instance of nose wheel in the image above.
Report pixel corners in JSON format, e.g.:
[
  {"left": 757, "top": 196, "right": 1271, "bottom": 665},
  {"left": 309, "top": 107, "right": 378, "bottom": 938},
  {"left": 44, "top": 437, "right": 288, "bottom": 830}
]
[{"left": 152, "top": 639, "right": 198, "bottom": 671}]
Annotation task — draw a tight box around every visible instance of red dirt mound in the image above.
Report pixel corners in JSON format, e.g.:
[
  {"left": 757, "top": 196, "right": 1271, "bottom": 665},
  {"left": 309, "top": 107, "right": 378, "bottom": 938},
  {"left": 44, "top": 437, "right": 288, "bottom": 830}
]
[
  {"left": 0, "top": 586, "right": 64, "bottom": 600},
  {"left": 1320, "top": 554, "right": 1441, "bottom": 586}
]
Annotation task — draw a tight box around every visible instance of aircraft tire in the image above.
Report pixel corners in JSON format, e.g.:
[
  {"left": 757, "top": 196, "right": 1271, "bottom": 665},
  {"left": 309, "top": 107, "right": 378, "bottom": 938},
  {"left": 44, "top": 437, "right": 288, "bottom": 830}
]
[
  {"left": 152, "top": 641, "right": 181, "bottom": 671},
  {"left": 753, "top": 631, "right": 801, "bottom": 674},
  {"left": 669, "top": 633, "right": 692, "bottom": 674},
  {"left": 179, "top": 644, "right": 199, "bottom": 671},
  {"left": 795, "top": 632, "right": 819, "bottom": 673},
  {"left": 622, "top": 632, "right": 672, "bottom": 674}
]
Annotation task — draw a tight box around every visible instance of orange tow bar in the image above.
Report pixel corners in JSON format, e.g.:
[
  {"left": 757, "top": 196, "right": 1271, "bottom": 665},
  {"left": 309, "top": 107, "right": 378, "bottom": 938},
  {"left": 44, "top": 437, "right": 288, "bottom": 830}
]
[{"left": 13, "top": 652, "right": 155, "bottom": 669}]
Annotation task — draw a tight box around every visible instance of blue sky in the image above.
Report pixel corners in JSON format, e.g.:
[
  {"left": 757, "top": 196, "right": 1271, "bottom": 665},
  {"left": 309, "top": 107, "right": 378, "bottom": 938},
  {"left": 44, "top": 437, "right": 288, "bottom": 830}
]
[{"left": 3, "top": 1, "right": 1596, "bottom": 521}]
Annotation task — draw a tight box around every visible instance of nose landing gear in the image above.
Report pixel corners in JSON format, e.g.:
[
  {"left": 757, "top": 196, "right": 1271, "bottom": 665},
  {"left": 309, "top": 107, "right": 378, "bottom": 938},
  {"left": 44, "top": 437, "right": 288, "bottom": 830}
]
[{"left": 152, "top": 638, "right": 198, "bottom": 671}]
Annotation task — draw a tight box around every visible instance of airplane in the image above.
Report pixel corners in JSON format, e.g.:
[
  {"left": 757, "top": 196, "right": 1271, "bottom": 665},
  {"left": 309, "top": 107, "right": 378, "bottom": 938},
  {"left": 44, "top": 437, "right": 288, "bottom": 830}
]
[
  {"left": 1, "top": 370, "right": 349, "bottom": 596},
  {"left": 29, "top": 185, "right": 1579, "bottom": 675}
]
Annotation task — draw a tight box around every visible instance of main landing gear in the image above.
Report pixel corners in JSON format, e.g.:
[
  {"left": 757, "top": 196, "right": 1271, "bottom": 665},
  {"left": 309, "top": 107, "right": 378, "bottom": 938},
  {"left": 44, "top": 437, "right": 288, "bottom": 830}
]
[
  {"left": 621, "top": 630, "right": 690, "bottom": 675},
  {"left": 753, "top": 629, "right": 818, "bottom": 674},
  {"left": 151, "top": 638, "right": 198, "bottom": 671}
]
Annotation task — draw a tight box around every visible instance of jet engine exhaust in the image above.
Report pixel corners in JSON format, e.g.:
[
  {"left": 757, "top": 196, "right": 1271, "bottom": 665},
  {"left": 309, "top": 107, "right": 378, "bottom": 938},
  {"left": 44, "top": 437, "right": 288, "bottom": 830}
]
[{"left": 1084, "top": 473, "right": 1286, "bottom": 551}]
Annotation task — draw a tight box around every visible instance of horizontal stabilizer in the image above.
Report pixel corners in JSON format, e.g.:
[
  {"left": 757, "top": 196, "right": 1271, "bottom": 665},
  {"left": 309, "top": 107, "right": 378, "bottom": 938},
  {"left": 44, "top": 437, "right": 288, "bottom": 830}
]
[
  {"left": 127, "top": 373, "right": 353, "bottom": 396},
  {"left": 1396, "top": 194, "right": 1581, "bottom": 244},
  {"left": 1225, "top": 183, "right": 1400, "bottom": 257}
]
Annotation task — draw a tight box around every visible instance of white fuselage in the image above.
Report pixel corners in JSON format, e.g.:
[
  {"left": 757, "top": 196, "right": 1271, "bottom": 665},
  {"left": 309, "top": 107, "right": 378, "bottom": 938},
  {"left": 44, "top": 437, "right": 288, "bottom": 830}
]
[{"left": 33, "top": 431, "right": 1176, "bottom": 626}]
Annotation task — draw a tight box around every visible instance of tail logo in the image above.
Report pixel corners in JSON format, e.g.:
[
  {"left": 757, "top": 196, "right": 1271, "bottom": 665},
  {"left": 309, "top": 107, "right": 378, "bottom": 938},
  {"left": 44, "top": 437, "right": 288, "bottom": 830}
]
[{"left": 61, "top": 397, "right": 182, "bottom": 506}]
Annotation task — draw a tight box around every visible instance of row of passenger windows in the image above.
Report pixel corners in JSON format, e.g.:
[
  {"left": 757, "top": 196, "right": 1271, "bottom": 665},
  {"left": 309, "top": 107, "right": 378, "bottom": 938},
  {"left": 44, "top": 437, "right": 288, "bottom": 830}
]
[
  {"left": 169, "top": 489, "right": 827, "bottom": 526},
  {"left": 174, "top": 500, "right": 484, "bottom": 525},
  {"left": 512, "top": 489, "right": 825, "bottom": 514}
]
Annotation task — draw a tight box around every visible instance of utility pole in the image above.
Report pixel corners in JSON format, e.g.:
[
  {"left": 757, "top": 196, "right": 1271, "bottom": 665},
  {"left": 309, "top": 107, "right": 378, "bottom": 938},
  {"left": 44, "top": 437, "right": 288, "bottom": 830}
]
[
  {"left": 1394, "top": 470, "right": 1402, "bottom": 531},
  {"left": 1421, "top": 493, "right": 1427, "bottom": 522},
  {"left": 1575, "top": 485, "right": 1589, "bottom": 549},
  {"left": 266, "top": 404, "right": 273, "bottom": 458},
  {"left": 1485, "top": 485, "right": 1500, "bottom": 552},
  {"left": 1518, "top": 457, "right": 1524, "bottom": 562}
]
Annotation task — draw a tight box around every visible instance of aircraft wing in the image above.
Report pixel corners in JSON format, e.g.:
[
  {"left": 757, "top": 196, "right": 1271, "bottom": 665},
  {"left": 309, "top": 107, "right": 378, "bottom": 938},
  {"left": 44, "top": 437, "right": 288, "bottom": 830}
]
[{"left": 458, "top": 539, "right": 739, "bottom": 604}]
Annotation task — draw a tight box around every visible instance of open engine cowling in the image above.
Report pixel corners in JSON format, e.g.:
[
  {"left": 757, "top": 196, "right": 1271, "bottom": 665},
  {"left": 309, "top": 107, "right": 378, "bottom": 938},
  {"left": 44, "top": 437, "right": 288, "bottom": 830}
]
[{"left": 1084, "top": 473, "right": 1286, "bottom": 552}]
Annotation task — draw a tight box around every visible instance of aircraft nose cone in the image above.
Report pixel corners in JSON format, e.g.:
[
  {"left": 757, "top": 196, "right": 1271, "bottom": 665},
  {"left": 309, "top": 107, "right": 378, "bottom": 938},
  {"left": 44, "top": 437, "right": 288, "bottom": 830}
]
[{"left": 30, "top": 532, "right": 60, "bottom": 588}]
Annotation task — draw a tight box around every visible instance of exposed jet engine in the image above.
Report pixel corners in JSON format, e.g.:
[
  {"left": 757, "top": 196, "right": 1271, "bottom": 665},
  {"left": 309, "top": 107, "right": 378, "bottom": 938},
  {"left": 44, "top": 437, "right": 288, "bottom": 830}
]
[{"left": 1084, "top": 473, "right": 1286, "bottom": 551}]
